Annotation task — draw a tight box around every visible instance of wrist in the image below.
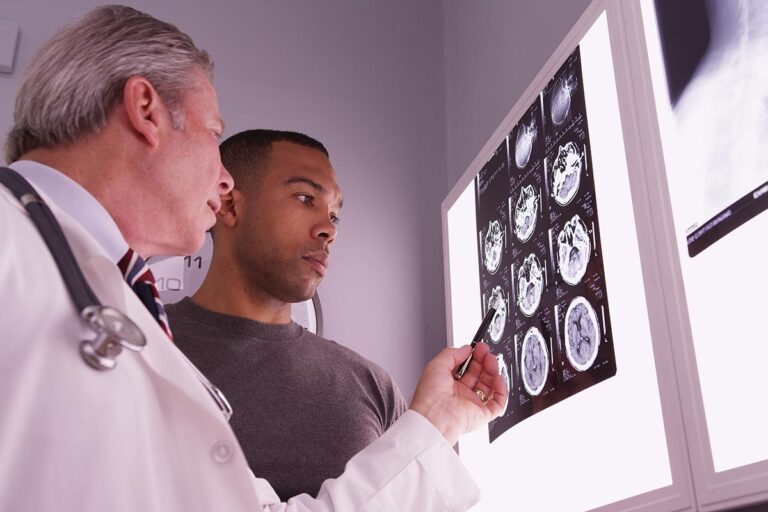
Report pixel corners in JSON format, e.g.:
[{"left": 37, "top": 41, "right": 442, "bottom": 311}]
[{"left": 409, "top": 401, "right": 461, "bottom": 445}]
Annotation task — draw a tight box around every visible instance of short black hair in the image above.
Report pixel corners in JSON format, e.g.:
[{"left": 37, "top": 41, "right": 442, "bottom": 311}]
[{"left": 219, "top": 129, "right": 329, "bottom": 191}]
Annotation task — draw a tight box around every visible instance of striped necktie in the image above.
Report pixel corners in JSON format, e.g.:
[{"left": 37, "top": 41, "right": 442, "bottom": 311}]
[{"left": 117, "top": 249, "right": 173, "bottom": 340}]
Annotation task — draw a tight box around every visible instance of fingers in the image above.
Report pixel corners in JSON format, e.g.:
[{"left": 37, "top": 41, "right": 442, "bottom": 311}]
[
  {"left": 446, "top": 344, "right": 474, "bottom": 367},
  {"left": 487, "top": 374, "right": 508, "bottom": 417},
  {"left": 456, "top": 342, "right": 494, "bottom": 383},
  {"left": 472, "top": 340, "right": 491, "bottom": 361},
  {"left": 479, "top": 346, "right": 509, "bottom": 415},
  {"left": 456, "top": 357, "right": 483, "bottom": 388},
  {"left": 456, "top": 342, "right": 508, "bottom": 415},
  {"left": 471, "top": 380, "right": 493, "bottom": 405},
  {"left": 467, "top": 367, "right": 504, "bottom": 408}
]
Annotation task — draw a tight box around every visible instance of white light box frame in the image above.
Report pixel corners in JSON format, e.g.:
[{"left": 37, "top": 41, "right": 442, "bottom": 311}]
[{"left": 441, "top": 1, "right": 697, "bottom": 511}]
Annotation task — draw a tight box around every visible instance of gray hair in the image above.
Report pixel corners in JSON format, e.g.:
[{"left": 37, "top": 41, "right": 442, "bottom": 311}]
[{"left": 3, "top": 5, "right": 213, "bottom": 163}]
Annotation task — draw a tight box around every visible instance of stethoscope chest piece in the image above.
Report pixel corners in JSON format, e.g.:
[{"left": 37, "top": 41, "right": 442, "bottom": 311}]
[{"left": 80, "top": 305, "right": 147, "bottom": 370}]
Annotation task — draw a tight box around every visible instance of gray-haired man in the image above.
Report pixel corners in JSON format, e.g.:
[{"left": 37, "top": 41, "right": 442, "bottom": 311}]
[{"left": 0, "top": 5, "right": 507, "bottom": 511}]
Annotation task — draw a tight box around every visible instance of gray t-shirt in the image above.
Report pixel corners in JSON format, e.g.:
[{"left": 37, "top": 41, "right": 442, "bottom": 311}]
[{"left": 165, "top": 297, "right": 407, "bottom": 500}]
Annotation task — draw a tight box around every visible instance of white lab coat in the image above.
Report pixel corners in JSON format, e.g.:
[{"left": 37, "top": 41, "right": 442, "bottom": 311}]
[{"left": 0, "top": 184, "right": 480, "bottom": 511}]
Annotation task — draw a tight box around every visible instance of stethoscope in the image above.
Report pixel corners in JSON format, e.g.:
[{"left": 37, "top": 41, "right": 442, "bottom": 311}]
[{"left": 0, "top": 167, "right": 232, "bottom": 421}]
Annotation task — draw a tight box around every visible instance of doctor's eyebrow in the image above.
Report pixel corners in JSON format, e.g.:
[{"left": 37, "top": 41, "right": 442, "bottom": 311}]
[{"left": 284, "top": 176, "right": 344, "bottom": 209}]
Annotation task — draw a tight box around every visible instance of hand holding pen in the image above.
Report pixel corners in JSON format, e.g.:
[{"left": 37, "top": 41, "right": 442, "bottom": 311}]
[
  {"left": 410, "top": 340, "right": 508, "bottom": 444},
  {"left": 454, "top": 296, "right": 501, "bottom": 380},
  {"left": 409, "top": 295, "right": 507, "bottom": 444}
]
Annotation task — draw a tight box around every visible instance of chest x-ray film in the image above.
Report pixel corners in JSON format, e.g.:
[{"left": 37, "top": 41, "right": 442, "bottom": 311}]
[
  {"left": 652, "top": 0, "right": 768, "bottom": 257},
  {"left": 474, "top": 47, "right": 616, "bottom": 442},
  {"left": 444, "top": 12, "right": 671, "bottom": 511},
  {"left": 644, "top": 0, "right": 768, "bottom": 472}
]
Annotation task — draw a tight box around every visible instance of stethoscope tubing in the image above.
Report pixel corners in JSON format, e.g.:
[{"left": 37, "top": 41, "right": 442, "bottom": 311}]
[
  {"left": 0, "top": 167, "right": 233, "bottom": 420},
  {"left": 0, "top": 167, "right": 100, "bottom": 312}
]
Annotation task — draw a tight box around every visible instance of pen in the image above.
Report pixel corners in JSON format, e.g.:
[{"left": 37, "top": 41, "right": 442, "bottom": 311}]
[{"left": 454, "top": 296, "right": 501, "bottom": 379}]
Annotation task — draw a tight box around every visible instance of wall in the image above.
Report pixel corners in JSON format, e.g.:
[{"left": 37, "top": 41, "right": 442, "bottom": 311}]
[
  {"left": 0, "top": 0, "right": 447, "bottom": 399},
  {"left": 442, "top": 0, "right": 594, "bottom": 191}
]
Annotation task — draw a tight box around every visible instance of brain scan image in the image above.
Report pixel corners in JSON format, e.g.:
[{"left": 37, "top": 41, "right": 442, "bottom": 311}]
[
  {"left": 565, "top": 296, "right": 600, "bottom": 371},
  {"left": 557, "top": 214, "right": 591, "bottom": 285},
  {"left": 514, "top": 117, "right": 538, "bottom": 169},
  {"left": 517, "top": 253, "right": 544, "bottom": 317},
  {"left": 521, "top": 327, "right": 549, "bottom": 396},
  {"left": 514, "top": 185, "right": 538, "bottom": 243},
  {"left": 550, "top": 72, "right": 577, "bottom": 126},
  {"left": 488, "top": 286, "right": 507, "bottom": 343},
  {"left": 483, "top": 220, "right": 503, "bottom": 275},
  {"left": 496, "top": 353, "right": 510, "bottom": 391},
  {"left": 496, "top": 353, "right": 510, "bottom": 414},
  {"left": 551, "top": 141, "right": 583, "bottom": 206}
]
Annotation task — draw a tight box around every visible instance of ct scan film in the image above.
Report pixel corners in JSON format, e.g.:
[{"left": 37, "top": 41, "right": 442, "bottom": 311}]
[{"left": 475, "top": 47, "right": 616, "bottom": 442}]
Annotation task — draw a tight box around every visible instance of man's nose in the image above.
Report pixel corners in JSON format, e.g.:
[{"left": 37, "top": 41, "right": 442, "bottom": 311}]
[
  {"left": 314, "top": 217, "right": 337, "bottom": 243},
  {"left": 218, "top": 164, "right": 234, "bottom": 194}
]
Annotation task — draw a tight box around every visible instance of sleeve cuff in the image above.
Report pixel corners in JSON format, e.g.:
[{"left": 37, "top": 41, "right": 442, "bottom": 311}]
[{"left": 388, "top": 410, "right": 481, "bottom": 511}]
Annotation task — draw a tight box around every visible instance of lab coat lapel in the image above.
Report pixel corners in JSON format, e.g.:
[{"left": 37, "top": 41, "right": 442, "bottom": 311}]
[{"left": 48, "top": 194, "right": 229, "bottom": 423}]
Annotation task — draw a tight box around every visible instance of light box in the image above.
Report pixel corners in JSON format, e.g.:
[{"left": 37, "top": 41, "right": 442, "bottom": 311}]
[{"left": 442, "top": 6, "right": 677, "bottom": 512}]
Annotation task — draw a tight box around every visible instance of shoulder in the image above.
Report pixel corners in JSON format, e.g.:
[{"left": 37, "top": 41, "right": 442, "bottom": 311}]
[
  {"left": 304, "top": 332, "right": 384, "bottom": 370},
  {"left": 303, "top": 333, "right": 408, "bottom": 423},
  {"left": 302, "top": 331, "right": 403, "bottom": 394},
  {"left": 0, "top": 186, "right": 31, "bottom": 237},
  {"left": 0, "top": 189, "right": 62, "bottom": 334},
  {"left": 0, "top": 187, "right": 71, "bottom": 292}
]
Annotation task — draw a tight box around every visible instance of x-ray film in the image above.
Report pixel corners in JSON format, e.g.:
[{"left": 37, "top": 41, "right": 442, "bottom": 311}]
[
  {"left": 477, "top": 46, "right": 616, "bottom": 442},
  {"left": 652, "top": 0, "right": 768, "bottom": 256},
  {"left": 476, "top": 141, "right": 510, "bottom": 290}
]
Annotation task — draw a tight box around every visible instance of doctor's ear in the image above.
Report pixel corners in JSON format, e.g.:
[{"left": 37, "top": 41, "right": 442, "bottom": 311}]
[
  {"left": 217, "top": 190, "right": 239, "bottom": 227},
  {"left": 122, "top": 76, "right": 165, "bottom": 148}
]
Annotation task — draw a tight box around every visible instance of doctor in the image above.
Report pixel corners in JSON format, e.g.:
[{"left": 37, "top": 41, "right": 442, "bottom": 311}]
[{"left": 0, "top": 5, "right": 507, "bottom": 511}]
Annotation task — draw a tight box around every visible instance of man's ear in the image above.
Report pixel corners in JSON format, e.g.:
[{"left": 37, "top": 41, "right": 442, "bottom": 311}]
[
  {"left": 217, "top": 189, "right": 241, "bottom": 227},
  {"left": 122, "top": 76, "right": 166, "bottom": 148}
]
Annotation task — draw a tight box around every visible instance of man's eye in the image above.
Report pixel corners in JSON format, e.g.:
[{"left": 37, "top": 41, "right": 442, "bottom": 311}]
[
  {"left": 330, "top": 214, "right": 341, "bottom": 225},
  {"left": 297, "top": 194, "right": 313, "bottom": 203}
]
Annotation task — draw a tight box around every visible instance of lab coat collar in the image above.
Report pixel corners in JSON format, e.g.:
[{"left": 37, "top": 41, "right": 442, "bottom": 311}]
[{"left": 8, "top": 160, "right": 129, "bottom": 264}]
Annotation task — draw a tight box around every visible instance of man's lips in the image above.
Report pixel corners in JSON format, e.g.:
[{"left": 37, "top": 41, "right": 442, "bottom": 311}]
[
  {"left": 208, "top": 200, "right": 221, "bottom": 213},
  {"left": 303, "top": 251, "right": 329, "bottom": 276}
]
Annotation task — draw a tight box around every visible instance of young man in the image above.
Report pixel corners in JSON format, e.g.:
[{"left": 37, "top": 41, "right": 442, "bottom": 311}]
[
  {"left": 0, "top": 5, "right": 507, "bottom": 511},
  {"left": 166, "top": 130, "right": 407, "bottom": 499}
]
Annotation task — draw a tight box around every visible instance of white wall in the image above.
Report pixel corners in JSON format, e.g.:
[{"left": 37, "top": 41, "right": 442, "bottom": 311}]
[
  {"left": 442, "top": 0, "right": 594, "bottom": 190},
  {"left": 0, "top": 0, "right": 448, "bottom": 399}
]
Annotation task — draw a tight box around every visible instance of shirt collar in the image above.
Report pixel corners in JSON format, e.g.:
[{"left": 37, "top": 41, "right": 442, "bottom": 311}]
[{"left": 8, "top": 160, "right": 129, "bottom": 263}]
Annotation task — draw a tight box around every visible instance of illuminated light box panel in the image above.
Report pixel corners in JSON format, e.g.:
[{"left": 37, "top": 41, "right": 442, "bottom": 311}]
[
  {"left": 626, "top": 0, "right": 768, "bottom": 509},
  {"left": 642, "top": 0, "right": 768, "bottom": 474},
  {"left": 441, "top": 2, "right": 694, "bottom": 511}
]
